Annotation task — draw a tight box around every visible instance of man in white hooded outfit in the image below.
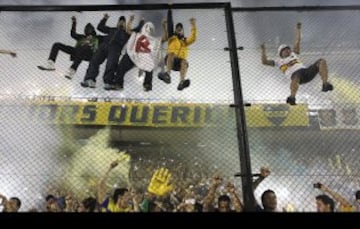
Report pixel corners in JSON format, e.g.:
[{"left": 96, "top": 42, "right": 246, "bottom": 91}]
[{"left": 108, "top": 21, "right": 166, "bottom": 91}]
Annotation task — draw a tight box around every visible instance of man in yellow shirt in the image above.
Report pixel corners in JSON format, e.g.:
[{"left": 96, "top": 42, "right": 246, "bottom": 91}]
[{"left": 158, "top": 8, "right": 197, "bottom": 91}]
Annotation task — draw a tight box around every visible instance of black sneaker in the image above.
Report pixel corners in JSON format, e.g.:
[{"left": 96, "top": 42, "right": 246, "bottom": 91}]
[
  {"left": 286, "top": 96, "right": 296, "bottom": 105},
  {"left": 143, "top": 84, "right": 152, "bottom": 92},
  {"left": 112, "top": 84, "right": 123, "bottom": 90},
  {"left": 104, "top": 84, "right": 112, "bottom": 90},
  {"left": 322, "top": 82, "right": 334, "bottom": 92},
  {"left": 177, "top": 79, "right": 190, "bottom": 91},
  {"left": 158, "top": 72, "right": 171, "bottom": 84}
]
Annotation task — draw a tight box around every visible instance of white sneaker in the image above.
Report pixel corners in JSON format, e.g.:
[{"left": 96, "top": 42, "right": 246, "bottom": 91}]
[
  {"left": 37, "top": 60, "right": 55, "bottom": 71},
  {"left": 64, "top": 68, "right": 76, "bottom": 79}
]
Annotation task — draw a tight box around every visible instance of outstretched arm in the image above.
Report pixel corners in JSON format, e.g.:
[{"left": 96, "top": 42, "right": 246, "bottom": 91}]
[
  {"left": 131, "top": 17, "right": 145, "bottom": 33},
  {"left": 161, "top": 19, "right": 168, "bottom": 43},
  {"left": 293, "top": 22, "right": 301, "bottom": 54},
  {"left": 226, "top": 182, "right": 244, "bottom": 212},
  {"left": 126, "top": 15, "right": 135, "bottom": 34},
  {"left": 319, "top": 183, "right": 353, "bottom": 211},
  {"left": 185, "top": 18, "right": 197, "bottom": 45},
  {"left": 97, "top": 160, "right": 119, "bottom": 204},
  {"left": 260, "top": 43, "right": 275, "bottom": 66},
  {"left": 97, "top": 13, "right": 111, "bottom": 34},
  {"left": 0, "top": 49, "right": 16, "bottom": 57},
  {"left": 167, "top": 9, "right": 174, "bottom": 38},
  {"left": 202, "top": 176, "right": 222, "bottom": 211},
  {"left": 70, "top": 16, "right": 83, "bottom": 40},
  {"left": 252, "top": 167, "right": 271, "bottom": 191}
]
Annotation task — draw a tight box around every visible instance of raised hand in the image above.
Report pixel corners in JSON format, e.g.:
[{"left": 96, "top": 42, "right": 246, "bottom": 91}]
[
  {"left": 260, "top": 43, "right": 266, "bottom": 50},
  {"left": 190, "top": 18, "right": 196, "bottom": 26},
  {"left": 147, "top": 168, "right": 174, "bottom": 196},
  {"left": 260, "top": 167, "right": 271, "bottom": 178},
  {"left": 129, "top": 14, "right": 135, "bottom": 22}
]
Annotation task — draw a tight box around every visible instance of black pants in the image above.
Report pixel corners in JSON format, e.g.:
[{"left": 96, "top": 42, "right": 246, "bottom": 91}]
[
  {"left": 84, "top": 43, "right": 122, "bottom": 83},
  {"left": 114, "top": 53, "right": 153, "bottom": 86},
  {"left": 48, "top": 42, "right": 93, "bottom": 71}
]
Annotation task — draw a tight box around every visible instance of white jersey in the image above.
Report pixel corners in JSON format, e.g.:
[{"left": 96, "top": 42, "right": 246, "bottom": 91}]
[
  {"left": 126, "top": 22, "right": 161, "bottom": 72},
  {"left": 274, "top": 52, "right": 306, "bottom": 78}
]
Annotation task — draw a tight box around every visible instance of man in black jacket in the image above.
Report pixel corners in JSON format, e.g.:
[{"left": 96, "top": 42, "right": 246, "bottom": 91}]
[
  {"left": 80, "top": 14, "right": 143, "bottom": 89},
  {"left": 38, "top": 16, "right": 104, "bottom": 79}
]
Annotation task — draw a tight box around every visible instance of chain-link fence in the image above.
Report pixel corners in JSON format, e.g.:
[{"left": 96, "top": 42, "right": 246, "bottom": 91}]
[
  {"left": 0, "top": 4, "right": 248, "bottom": 212},
  {"left": 0, "top": 4, "right": 359, "bottom": 212},
  {"left": 234, "top": 7, "right": 360, "bottom": 212}
]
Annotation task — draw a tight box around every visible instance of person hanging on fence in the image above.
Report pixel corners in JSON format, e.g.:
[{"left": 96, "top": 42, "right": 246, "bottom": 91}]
[
  {"left": 157, "top": 8, "right": 197, "bottom": 91},
  {"left": 80, "top": 14, "right": 143, "bottom": 88},
  {"left": 38, "top": 16, "right": 104, "bottom": 79},
  {"left": 0, "top": 49, "right": 16, "bottom": 58},
  {"left": 260, "top": 22, "right": 334, "bottom": 105},
  {"left": 109, "top": 19, "right": 167, "bottom": 91}
]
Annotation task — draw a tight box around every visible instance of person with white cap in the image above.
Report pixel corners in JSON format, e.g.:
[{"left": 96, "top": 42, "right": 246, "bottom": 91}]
[{"left": 260, "top": 22, "right": 334, "bottom": 105}]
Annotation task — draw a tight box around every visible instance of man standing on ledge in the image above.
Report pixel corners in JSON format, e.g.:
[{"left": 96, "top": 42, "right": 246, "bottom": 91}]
[{"left": 260, "top": 22, "right": 333, "bottom": 105}]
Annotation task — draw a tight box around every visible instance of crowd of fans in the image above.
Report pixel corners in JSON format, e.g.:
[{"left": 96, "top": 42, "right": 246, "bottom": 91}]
[{"left": 1, "top": 158, "right": 359, "bottom": 212}]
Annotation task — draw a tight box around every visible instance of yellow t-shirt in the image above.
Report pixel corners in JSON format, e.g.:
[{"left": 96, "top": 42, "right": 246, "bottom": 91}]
[
  {"left": 338, "top": 205, "right": 355, "bottom": 212},
  {"left": 101, "top": 198, "right": 131, "bottom": 212}
]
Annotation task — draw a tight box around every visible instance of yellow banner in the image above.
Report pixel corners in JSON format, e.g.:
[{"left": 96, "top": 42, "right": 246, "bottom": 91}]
[
  {"left": 0, "top": 100, "right": 309, "bottom": 128},
  {"left": 245, "top": 104, "right": 309, "bottom": 127},
  {"left": 22, "top": 101, "right": 212, "bottom": 128}
]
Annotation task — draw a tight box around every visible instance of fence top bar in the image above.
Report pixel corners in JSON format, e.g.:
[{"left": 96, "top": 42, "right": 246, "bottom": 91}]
[
  {"left": 232, "top": 5, "right": 360, "bottom": 12},
  {"left": 0, "top": 2, "right": 228, "bottom": 11}
]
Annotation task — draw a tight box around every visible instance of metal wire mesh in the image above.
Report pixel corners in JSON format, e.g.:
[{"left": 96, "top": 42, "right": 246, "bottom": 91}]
[
  {"left": 0, "top": 5, "right": 359, "bottom": 212},
  {"left": 0, "top": 6, "right": 244, "bottom": 212},
  {"left": 234, "top": 9, "right": 360, "bottom": 212}
]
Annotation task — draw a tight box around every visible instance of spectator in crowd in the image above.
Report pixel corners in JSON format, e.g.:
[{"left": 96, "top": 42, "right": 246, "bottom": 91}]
[
  {"left": 0, "top": 49, "right": 16, "bottom": 57},
  {"left": 63, "top": 194, "right": 77, "bottom": 212},
  {"left": 80, "top": 14, "right": 143, "bottom": 88},
  {"left": 355, "top": 190, "right": 360, "bottom": 212},
  {"left": 258, "top": 189, "right": 278, "bottom": 212},
  {"left": 261, "top": 22, "right": 333, "bottom": 105},
  {"left": 38, "top": 16, "right": 104, "bottom": 79},
  {"left": 202, "top": 176, "right": 243, "bottom": 212},
  {"left": 157, "top": 8, "right": 197, "bottom": 91},
  {"left": 315, "top": 194, "right": 335, "bottom": 212},
  {"left": 250, "top": 167, "right": 278, "bottom": 212},
  {"left": 77, "top": 197, "right": 98, "bottom": 212},
  {"left": 174, "top": 193, "right": 199, "bottom": 212},
  {"left": 314, "top": 182, "right": 354, "bottom": 212},
  {"left": 97, "top": 160, "right": 138, "bottom": 212},
  {"left": 45, "top": 194, "right": 61, "bottom": 212},
  {"left": 0, "top": 193, "right": 21, "bottom": 212}
]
